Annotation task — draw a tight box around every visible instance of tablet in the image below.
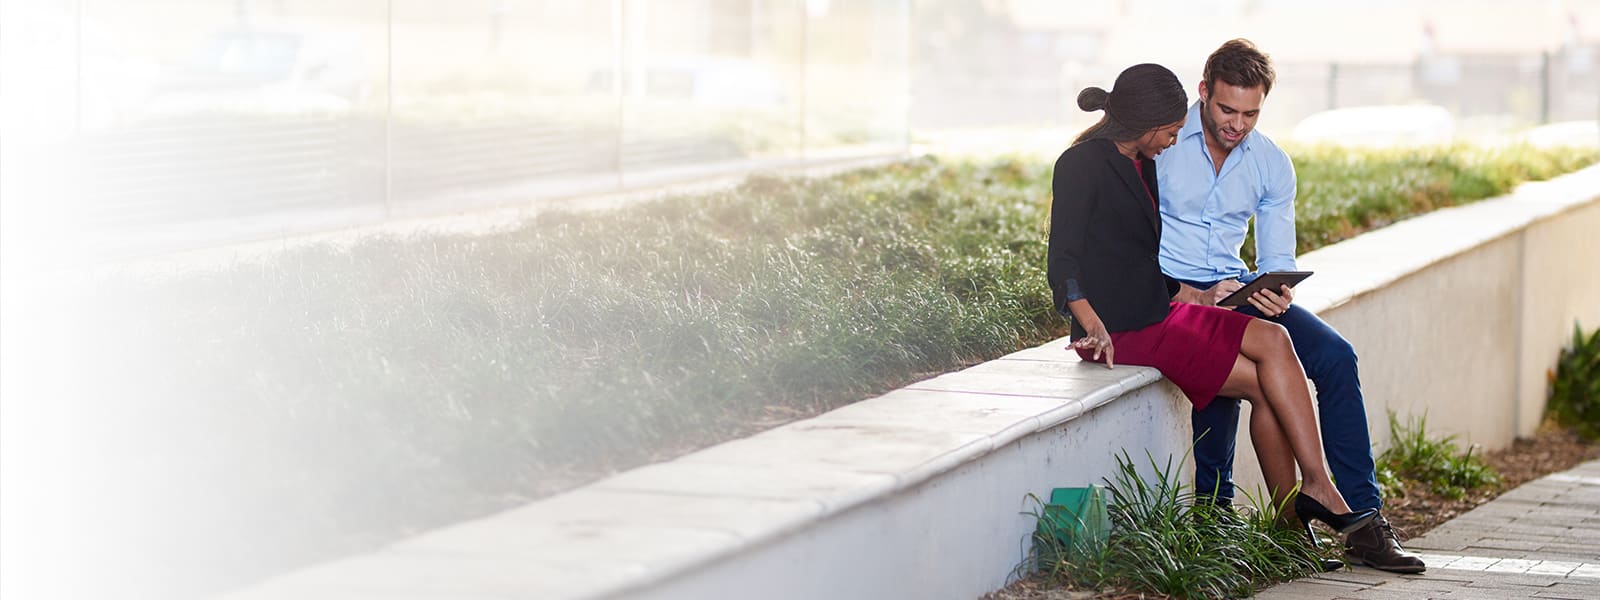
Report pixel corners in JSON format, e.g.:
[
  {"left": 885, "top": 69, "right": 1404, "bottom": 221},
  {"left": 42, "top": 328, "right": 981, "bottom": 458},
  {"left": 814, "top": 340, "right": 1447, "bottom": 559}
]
[{"left": 1216, "top": 271, "right": 1313, "bottom": 307}]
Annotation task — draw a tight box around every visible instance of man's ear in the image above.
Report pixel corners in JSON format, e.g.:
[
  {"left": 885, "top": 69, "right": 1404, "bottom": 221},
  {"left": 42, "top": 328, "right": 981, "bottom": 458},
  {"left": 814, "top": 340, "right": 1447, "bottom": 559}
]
[{"left": 1197, "top": 80, "right": 1210, "bottom": 104}]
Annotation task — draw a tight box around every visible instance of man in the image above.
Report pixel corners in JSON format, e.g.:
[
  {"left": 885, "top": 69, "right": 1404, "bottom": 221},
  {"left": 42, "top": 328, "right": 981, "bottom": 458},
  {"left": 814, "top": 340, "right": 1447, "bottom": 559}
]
[{"left": 1154, "top": 39, "right": 1424, "bottom": 574}]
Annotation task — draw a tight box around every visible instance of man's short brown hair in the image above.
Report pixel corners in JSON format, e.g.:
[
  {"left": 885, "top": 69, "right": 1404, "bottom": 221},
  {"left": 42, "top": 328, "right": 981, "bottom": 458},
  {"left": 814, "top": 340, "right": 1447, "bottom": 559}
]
[{"left": 1204, "top": 39, "right": 1275, "bottom": 96}]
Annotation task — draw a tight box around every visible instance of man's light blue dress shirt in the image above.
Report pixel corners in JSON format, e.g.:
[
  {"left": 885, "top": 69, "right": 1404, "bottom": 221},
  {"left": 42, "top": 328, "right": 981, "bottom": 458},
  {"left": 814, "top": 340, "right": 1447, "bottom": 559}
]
[{"left": 1154, "top": 101, "right": 1298, "bottom": 283}]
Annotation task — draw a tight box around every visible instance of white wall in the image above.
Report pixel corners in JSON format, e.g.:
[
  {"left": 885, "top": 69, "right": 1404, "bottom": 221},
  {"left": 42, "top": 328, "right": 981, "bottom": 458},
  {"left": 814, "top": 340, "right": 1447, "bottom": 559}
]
[
  {"left": 1516, "top": 200, "right": 1600, "bottom": 437},
  {"left": 1228, "top": 165, "right": 1600, "bottom": 497},
  {"left": 630, "top": 383, "right": 1192, "bottom": 600}
]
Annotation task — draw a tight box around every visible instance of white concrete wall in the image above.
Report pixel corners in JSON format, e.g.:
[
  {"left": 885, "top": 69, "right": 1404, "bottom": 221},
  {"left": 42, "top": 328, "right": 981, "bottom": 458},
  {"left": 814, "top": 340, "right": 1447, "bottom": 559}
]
[
  {"left": 630, "top": 381, "right": 1192, "bottom": 600},
  {"left": 216, "top": 165, "right": 1600, "bottom": 600},
  {"left": 217, "top": 349, "right": 1192, "bottom": 600},
  {"left": 1227, "top": 165, "right": 1600, "bottom": 495},
  {"left": 1517, "top": 199, "right": 1600, "bottom": 437}
]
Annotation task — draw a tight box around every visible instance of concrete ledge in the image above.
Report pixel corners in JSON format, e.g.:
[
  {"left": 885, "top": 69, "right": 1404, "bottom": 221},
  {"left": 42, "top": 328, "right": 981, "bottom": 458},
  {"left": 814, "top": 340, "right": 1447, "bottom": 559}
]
[
  {"left": 218, "top": 164, "right": 1600, "bottom": 600},
  {"left": 221, "top": 355, "right": 1183, "bottom": 600}
]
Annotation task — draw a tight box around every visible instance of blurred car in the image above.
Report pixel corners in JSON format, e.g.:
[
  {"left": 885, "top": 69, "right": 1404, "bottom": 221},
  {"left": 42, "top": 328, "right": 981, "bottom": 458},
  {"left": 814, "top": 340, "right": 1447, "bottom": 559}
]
[
  {"left": 1520, "top": 120, "right": 1600, "bottom": 148},
  {"left": 141, "top": 26, "right": 367, "bottom": 116},
  {"left": 1291, "top": 105, "right": 1455, "bottom": 147},
  {"left": 588, "top": 56, "right": 788, "bottom": 109}
]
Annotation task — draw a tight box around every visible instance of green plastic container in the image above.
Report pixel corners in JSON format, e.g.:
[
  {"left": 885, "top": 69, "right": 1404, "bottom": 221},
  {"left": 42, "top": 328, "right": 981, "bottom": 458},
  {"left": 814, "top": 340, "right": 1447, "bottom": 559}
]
[{"left": 1034, "top": 485, "right": 1111, "bottom": 567}]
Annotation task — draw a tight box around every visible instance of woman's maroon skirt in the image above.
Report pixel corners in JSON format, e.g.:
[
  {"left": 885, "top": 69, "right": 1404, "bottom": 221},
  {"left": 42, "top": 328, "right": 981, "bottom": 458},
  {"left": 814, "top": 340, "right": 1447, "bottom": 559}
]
[{"left": 1074, "top": 302, "right": 1253, "bottom": 410}]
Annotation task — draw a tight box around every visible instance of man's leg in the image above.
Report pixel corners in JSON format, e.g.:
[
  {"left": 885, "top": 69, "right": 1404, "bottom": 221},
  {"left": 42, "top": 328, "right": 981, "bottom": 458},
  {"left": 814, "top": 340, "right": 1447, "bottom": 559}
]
[
  {"left": 1191, "top": 398, "right": 1242, "bottom": 505},
  {"left": 1268, "top": 305, "right": 1380, "bottom": 511},
  {"left": 1267, "top": 305, "right": 1423, "bottom": 573},
  {"left": 1180, "top": 275, "right": 1245, "bottom": 506}
]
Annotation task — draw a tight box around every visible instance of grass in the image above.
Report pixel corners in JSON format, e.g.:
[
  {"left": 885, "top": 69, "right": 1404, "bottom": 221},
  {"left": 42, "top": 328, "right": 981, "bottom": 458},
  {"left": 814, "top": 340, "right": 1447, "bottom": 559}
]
[
  {"left": 1376, "top": 412, "right": 1501, "bottom": 501},
  {"left": 1241, "top": 143, "right": 1600, "bottom": 266},
  {"left": 1027, "top": 451, "right": 1329, "bottom": 599},
  {"left": 35, "top": 144, "right": 1596, "bottom": 597}
]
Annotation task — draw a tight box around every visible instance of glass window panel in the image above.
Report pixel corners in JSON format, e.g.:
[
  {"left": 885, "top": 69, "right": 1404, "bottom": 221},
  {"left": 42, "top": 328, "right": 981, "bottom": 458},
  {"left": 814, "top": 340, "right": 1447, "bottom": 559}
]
[
  {"left": 619, "top": 0, "right": 804, "bottom": 186},
  {"left": 802, "top": 0, "right": 908, "bottom": 157},
  {"left": 390, "top": 0, "right": 621, "bottom": 212},
  {"left": 71, "top": 0, "right": 387, "bottom": 259},
  {"left": 1, "top": 0, "right": 82, "bottom": 265}
]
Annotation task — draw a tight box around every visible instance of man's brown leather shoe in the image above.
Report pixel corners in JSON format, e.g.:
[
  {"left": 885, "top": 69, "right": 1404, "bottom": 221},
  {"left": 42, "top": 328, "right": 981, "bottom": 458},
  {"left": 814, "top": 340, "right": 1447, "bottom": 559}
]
[{"left": 1344, "top": 513, "right": 1426, "bottom": 574}]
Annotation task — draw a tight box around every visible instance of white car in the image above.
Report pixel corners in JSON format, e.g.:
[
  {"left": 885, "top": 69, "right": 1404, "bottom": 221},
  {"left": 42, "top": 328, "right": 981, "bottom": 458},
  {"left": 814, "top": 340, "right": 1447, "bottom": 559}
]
[
  {"left": 1291, "top": 105, "right": 1455, "bottom": 147},
  {"left": 141, "top": 26, "right": 367, "bottom": 116}
]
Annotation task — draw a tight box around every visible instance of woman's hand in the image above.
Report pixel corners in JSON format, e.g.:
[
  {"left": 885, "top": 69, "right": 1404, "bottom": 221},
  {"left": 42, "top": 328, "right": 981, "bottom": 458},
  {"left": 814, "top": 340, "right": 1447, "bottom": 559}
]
[{"left": 1069, "top": 323, "right": 1115, "bottom": 368}]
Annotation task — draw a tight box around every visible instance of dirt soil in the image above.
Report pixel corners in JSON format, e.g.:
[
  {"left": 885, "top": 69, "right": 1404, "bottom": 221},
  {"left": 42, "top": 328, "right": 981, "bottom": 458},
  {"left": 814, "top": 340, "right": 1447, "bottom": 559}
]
[
  {"left": 1381, "top": 425, "right": 1600, "bottom": 538},
  {"left": 981, "top": 426, "right": 1600, "bottom": 600}
]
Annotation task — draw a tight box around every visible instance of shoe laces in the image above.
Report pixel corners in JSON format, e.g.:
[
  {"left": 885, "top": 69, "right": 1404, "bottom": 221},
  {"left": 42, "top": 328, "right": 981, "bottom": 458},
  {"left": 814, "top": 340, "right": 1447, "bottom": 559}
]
[{"left": 1374, "top": 514, "right": 1408, "bottom": 545}]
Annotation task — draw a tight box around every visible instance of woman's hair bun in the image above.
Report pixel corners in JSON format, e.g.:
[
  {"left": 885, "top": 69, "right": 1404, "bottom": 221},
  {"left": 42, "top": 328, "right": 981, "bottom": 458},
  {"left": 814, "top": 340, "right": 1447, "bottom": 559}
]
[{"left": 1077, "top": 86, "right": 1110, "bottom": 112}]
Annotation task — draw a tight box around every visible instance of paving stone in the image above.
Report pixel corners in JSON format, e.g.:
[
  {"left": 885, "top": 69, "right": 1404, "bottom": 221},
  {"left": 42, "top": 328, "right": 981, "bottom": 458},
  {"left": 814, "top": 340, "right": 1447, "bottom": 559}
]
[
  {"left": 1378, "top": 576, "right": 1480, "bottom": 593},
  {"left": 1536, "top": 542, "right": 1600, "bottom": 559},
  {"left": 1525, "top": 561, "right": 1582, "bottom": 577},
  {"left": 1531, "top": 582, "right": 1600, "bottom": 599},
  {"left": 1252, "top": 582, "right": 1356, "bottom": 600},
  {"left": 1459, "top": 572, "right": 1569, "bottom": 589},
  {"left": 1473, "top": 538, "right": 1548, "bottom": 552},
  {"left": 1412, "top": 552, "right": 1463, "bottom": 567},
  {"left": 1464, "top": 548, "right": 1536, "bottom": 560},
  {"left": 1408, "top": 537, "right": 1474, "bottom": 551},
  {"left": 1482, "top": 558, "right": 1547, "bottom": 574},
  {"left": 1293, "top": 574, "right": 1368, "bottom": 590},
  {"left": 1476, "top": 498, "right": 1547, "bottom": 510},
  {"left": 1531, "top": 553, "right": 1599, "bottom": 564},
  {"left": 1257, "top": 460, "right": 1600, "bottom": 600},
  {"left": 1446, "top": 556, "right": 1504, "bottom": 571},
  {"left": 1326, "top": 589, "right": 1422, "bottom": 600},
  {"left": 1520, "top": 507, "right": 1598, "bottom": 520},
  {"left": 1453, "top": 593, "right": 1531, "bottom": 600},
  {"left": 1483, "top": 528, "right": 1576, "bottom": 540}
]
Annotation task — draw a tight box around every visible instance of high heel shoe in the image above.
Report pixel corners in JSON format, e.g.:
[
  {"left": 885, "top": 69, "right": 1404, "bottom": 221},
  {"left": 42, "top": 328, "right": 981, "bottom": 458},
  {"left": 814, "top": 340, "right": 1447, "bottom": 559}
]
[{"left": 1294, "top": 493, "right": 1379, "bottom": 546}]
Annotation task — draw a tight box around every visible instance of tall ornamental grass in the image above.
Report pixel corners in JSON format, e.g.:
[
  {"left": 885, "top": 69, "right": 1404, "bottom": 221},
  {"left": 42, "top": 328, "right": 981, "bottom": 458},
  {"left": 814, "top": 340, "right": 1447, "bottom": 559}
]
[{"left": 1029, "top": 452, "right": 1329, "bottom": 599}]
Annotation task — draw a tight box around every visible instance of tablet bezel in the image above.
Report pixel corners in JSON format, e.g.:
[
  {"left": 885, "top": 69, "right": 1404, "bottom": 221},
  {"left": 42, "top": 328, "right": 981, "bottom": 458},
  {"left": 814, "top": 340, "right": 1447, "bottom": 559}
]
[{"left": 1216, "top": 271, "right": 1314, "bottom": 307}]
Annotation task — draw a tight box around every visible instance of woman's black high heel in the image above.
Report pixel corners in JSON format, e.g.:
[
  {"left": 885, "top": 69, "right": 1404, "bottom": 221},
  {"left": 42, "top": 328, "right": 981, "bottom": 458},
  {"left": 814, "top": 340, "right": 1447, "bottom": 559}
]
[{"left": 1294, "top": 493, "right": 1378, "bottom": 547}]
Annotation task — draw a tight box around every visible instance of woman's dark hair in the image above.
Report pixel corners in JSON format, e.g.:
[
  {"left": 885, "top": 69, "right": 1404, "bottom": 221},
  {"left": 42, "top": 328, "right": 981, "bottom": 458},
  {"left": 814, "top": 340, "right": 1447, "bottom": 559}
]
[
  {"left": 1073, "top": 63, "right": 1187, "bottom": 145},
  {"left": 1204, "top": 38, "right": 1275, "bottom": 96}
]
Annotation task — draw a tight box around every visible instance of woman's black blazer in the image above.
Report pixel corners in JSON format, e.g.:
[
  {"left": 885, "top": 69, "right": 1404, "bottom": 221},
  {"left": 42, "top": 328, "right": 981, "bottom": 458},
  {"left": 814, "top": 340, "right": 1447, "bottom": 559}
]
[{"left": 1047, "top": 138, "right": 1179, "bottom": 338}]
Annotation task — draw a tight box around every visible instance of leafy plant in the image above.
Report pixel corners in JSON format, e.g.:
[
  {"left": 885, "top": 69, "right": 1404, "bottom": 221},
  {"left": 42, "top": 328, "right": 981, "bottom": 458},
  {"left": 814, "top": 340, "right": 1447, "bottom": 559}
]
[
  {"left": 1547, "top": 322, "right": 1600, "bottom": 440},
  {"left": 1377, "top": 412, "right": 1500, "bottom": 500},
  {"left": 1025, "top": 451, "right": 1328, "bottom": 599}
]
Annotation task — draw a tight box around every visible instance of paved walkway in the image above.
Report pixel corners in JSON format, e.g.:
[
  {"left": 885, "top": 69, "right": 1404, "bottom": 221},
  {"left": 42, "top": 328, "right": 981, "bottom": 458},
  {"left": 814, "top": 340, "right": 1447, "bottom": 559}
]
[{"left": 1258, "top": 459, "right": 1600, "bottom": 600}]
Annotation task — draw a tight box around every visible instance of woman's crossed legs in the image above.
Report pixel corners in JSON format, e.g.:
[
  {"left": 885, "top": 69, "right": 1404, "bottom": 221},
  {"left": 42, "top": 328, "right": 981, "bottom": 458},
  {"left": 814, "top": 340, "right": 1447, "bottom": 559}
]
[{"left": 1217, "top": 318, "right": 1354, "bottom": 516}]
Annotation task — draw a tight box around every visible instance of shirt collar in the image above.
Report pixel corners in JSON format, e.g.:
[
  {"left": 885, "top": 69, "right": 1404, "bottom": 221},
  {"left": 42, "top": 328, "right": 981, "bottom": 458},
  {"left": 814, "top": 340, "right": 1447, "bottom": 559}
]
[
  {"left": 1179, "top": 101, "right": 1205, "bottom": 141},
  {"left": 1178, "top": 100, "right": 1254, "bottom": 153}
]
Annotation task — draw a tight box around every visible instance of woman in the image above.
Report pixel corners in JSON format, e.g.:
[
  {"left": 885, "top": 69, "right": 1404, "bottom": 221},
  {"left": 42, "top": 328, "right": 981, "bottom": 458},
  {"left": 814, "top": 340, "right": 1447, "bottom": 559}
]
[{"left": 1046, "top": 63, "right": 1374, "bottom": 544}]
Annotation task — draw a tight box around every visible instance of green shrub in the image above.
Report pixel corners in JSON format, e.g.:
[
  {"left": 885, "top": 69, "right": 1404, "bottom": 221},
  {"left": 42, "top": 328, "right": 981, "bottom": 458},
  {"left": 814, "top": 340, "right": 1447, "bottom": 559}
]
[
  {"left": 1377, "top": 412, "right": 1500, "bottom": 500},
  {"left": 1028, "top": 451, "right": 1327, "bottom": 599},
  {"left": 1547, "top": 322, "right": 1600, "bottom": 440}
]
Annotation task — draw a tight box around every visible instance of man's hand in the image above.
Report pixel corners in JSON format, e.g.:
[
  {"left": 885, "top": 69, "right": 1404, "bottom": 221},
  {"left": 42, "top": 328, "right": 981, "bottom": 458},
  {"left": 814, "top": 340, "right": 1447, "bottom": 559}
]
[
  {"left": 1247, "top": 284, "right": 1295, "bottom": 317},
  {"left": 1175, "top": 280, "right": 1243, "bottom": 307}
]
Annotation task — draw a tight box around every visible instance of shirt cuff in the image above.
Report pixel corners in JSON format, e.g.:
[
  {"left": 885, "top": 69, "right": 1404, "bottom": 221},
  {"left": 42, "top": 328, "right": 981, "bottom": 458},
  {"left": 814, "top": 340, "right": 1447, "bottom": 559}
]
[{"left": 1063, "top": 278, "right": 1084, "bottom": 302}]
